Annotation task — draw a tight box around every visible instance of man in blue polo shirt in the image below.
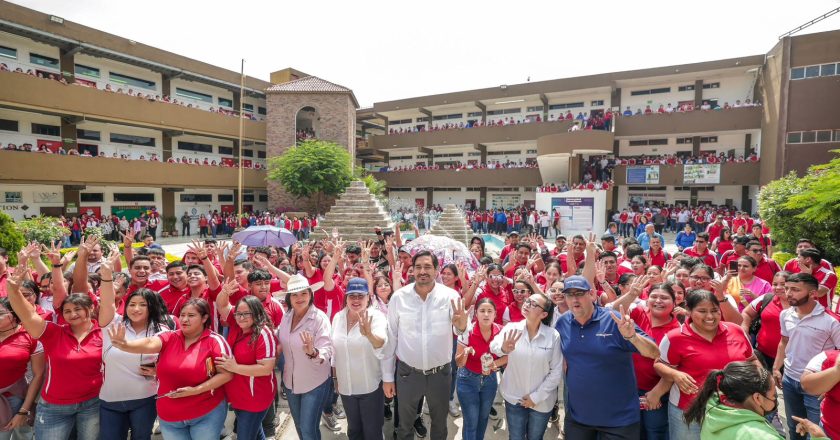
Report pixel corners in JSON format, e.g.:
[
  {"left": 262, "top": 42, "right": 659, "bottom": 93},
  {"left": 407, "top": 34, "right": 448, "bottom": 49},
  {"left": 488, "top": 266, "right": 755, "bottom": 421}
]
[{"left": 556, "top": 275, "right": 660, "bottom": 439}]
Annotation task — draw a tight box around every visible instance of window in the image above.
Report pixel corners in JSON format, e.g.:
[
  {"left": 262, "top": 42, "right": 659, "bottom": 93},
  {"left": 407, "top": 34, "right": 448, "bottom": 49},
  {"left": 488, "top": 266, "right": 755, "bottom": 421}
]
[
  {"left": 526, "top": 149, "right": 537, "bottom": 154},
  {"left": 74, "top": 64, "right": 100, "bottom": 78},
  {"left": 487, "top": 150, "right": 521, "bottom": 156},
  {"left": 630, "top": 87, "right": 671, "bottom": 96},
  {"left": 180, "top": 194, "right": 212, "bottom": 203},
  {"left": 702, "top": 82, "right": 720, "bottom": 89},
  {"left": 816, "top": 130, "right": 832, "bottom": 142},
  {"left": 29, "top": 53, "right": 58, "bottom": 69},
  {"left": 110, "top": 133, "right": 155, "bottom": 147},
  {"left": 804, "top": 66, "right": 820, "bottom": 78},
  {"left": 31, "top": 123, "right": 60, "bottom": 137},
  {"left": 0, "top": 45, "right": 16, "bottom": 59},
  {"left": 791, "top": 67, "right": 805, "bottom": 80},
  {"left": 590, "top": 100, "right": 604, "bottom": 106},
  {"left": 113, "top": 193, "right": 155, "bottom": 202},
  {"left": 80, "top": 193, "right": 104, "bottom": 202},
  {"left": 821, "top": 64, "right": 837, "bottom": 77},
  {"left": 676, "top": 137, "right": 693, "bottom": 144},
  {"left": 487, "top": 108, "right": 521, "bottom": 115},
  {"left": 787, "top": 132, "right": 801, "bottom": 143},
  {"left": 433, "top": 188, "right": 461, "bottom": 192},
  {"left": 0, "top": 119, "right": 18, "bottom": 132},
  {"left": 526, "top": 106, "right": 544, "bottom": 112},
  {"left": 175, "top": 88, "right": 213, "bottom": 103},
  {"left": 76, "top": 129, "right": 100, "bottom": 141},
  {"left": 389, "top": 119, "right": 412, "bottom": 125},
  {"left": 416, "top": 154, "right": 429, "bottom": 159},
  {"left": 467, "top": 152, "right": 481, "bottom": 157},
  {"left": 649, "top": 139, "right": 668, "bottom": 146},
  {"left": 678, "top": 85, "right": 695, "bottom": 92},
  {"left": 432, "top": 113, "right": 463, "bottom": 121},
  {"left": 433, "top": 153, "right": 464, "bottom": 158},
  {"left": 699, "top": 136, "right": 718, "bottom": 143},
  {"left": 416, "top": 117, "right": 429, "bottom": 122},
  {"left": 628, "top": 138, "right": 667, "bottom": 146},
  {"left": 4, "top": 192, "right": 22, "bottom": 203},
  {"left": 177, "top": 141, "right": 213, "bottom": 153},
  {"left": 801, "top": 131, "right": 816, "bottom": 143},
  {"left": 218, "top": 97, "right": 233, "bottom": 108},
  {"left": 109, "top": 72, "right": 156, "bottom": 90},
  {"left": 548, "top": 102, "right": 584, "bottom": 110},
  {"left": 258, "top": 107, "right": 266, "bottom": 115},
  {"left": 259, "top": 194, "right": 268, "bottom": 202},
  {"left": 218, "top": 146, "right": 234, "bottom": 155},
  {"left": 242, "top": 149, "right": 253, "bottom": 157},
  {"left": 467, "top": 112, "right": 483, "bottom": 118},
  {"left": 242, "top": 104, "right": 254, "bottom": 112},
  {"left": 835, "top": 130, "right": 840, "bottom": 142},
  {"left": 257, "top": 151, "right": 266, "bottom": 159},
  {"left": 243, "top": 194, "right": 254, "bottom": 202},
  {"left": 218, "top": 194, "right": 233, "bottom": 202}
]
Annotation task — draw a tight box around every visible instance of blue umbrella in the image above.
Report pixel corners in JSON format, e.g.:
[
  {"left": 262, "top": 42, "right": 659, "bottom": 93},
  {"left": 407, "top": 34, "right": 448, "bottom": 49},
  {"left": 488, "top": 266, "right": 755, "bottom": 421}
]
[{"left": 232, "top": 225, "right": 297, "bottom": 247}]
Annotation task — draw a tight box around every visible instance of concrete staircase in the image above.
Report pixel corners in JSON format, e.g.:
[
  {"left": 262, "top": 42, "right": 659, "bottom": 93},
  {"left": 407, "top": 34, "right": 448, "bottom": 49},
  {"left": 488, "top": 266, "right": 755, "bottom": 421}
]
[
  {"left": 429, "top": 204, "right": 471, "bottom": 245},
  {"left": 316, "top": 181, "right": 394, "bottom": 242}
]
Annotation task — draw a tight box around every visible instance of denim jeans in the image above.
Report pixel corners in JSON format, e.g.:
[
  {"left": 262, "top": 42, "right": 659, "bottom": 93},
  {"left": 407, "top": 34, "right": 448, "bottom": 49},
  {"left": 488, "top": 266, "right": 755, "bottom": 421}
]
[
  {"left": 783, "top": 374, "right": 821, "bottom": 440},
  {"left": 234, "top": 408, "right": 268, "bottom": 440},
  {"left": 504, "top": 401, "right": 551, "bottom": 440},
  {"left": 285, "top": 377, "right": 331, "bottom": 440},
  {"left": 449, "top": 337, "right": 458, "bottom": 401},
  {"left": 457, "top": 369, "right": 497, "bottom": 440},
  {"left": 35, "top": 396, "right": 100, "bottom": 440},
  {"left": 0, "top": 395, "right": 34, "bottom": 440},
  {"left": 158, "top": 399, "right": 227, "bottom": 440},
  {"left": 99, "top": 396, "right": 157, "bottom": 440},
  {"left": 667, "top": 402, "right": 700, "bottom": 440},
  {"left": 638, "top": 390, "right": 668, "bottom": 440}
]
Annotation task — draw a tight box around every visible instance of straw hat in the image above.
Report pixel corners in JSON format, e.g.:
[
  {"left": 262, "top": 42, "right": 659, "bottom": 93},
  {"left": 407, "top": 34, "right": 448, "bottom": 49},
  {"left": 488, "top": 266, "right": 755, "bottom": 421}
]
[{"left": 277, "top": 273, "right": 323, "bottom": 295}]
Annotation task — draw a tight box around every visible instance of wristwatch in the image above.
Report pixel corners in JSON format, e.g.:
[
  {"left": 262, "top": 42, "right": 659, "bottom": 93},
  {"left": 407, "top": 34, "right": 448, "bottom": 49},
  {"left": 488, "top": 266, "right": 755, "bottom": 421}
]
[{"left": 17, "top": 409, "right": 31, "bottom": 416}]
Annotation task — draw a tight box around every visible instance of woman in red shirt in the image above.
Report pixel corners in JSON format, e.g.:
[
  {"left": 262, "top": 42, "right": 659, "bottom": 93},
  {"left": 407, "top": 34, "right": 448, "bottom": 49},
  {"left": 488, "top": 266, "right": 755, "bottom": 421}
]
[
  {"left": 0, "top": 296, "right": 45, "bottom": 439},
  {"left": 6, "top": 266, "right": 102, "bottom": 440},
  {"left": 108, "top": 298, "right": 233, "bottom": 439},
  {"left": 712, "top": 227, "right": 733, "bottom": 255},
  {"left": 215, "top": 287, "right": 277, "bottom": 440},
  {"left": 654, "top": 290, "right": 756, "bottom": 439}
]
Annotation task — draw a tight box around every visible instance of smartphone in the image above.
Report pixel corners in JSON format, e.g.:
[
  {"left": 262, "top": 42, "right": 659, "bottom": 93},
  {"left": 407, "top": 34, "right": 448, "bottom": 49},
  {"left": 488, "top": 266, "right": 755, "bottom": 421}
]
[{"left": 728, "top": 260, "right": 738, "bottom": 272}]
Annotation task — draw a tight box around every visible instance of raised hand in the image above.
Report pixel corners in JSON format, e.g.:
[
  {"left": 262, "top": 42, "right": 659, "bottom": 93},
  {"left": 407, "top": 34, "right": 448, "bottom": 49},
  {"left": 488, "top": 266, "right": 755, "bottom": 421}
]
[
  {"left": 219, "top": 278, "right": 239, "bottom": 298},
  {"left": 107, "top": 324, "right": 128, "bottom": 350},
  {"left": 357, "top": 310, "right": 374, "bottom": 338},
  {"left": 229, "top": 241, "right": 243, "bottom": 259},
  {"left": 392, "top": 261, "right": 403, "bottom": 276},
  {"left": 187, "top": 240, "right": 207, "bottom": 260},
  {"left": 501, "top": 329, "right": 522, "bottom": 354},
  {"left": 80, "top": 234, "right": 100, "bottom": 255},
  {"left": 793, "top": 416, "right": 827, "bottom": 438},
  {"left": 24, "top": 241, "right": 41, "bottom": 260},
  {"left": 6, "top": 264, "right": 28, "bottom": 294},
  {"left": 595, "top": 259, "right": 607, "bottom": 283},
  {"left": 215, "top": 241, "right": 229, "bottom": 262},
  {"left": 451, "top": 298, "right": 468, "bottom": 329},
  {"left": 42, "top": 242, "right": 62, "bottom": 266},
  {"left": 300, "top": 331, "right": 316, "bottom": 356},
  {"left": 254, "top": 254, "right": 274, "bottom": 270},
  {"left": 60, "top": 249, "right": 77, "bottom": 266},
  {"left": 610, "top": 305, "right": 637, "bottom": 339}
]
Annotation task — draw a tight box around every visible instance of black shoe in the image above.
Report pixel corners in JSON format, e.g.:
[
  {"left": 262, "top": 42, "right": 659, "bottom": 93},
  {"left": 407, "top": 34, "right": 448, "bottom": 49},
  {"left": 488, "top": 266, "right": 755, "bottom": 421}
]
[
  {"left": 384, "top": 403, "right": 393, "bottom": 420},
  {"left": 413, "top": 417, "right": 427, "bottom": 438},
  {"left": 489, "top": 406, "right": 499, "bottom": 420}
]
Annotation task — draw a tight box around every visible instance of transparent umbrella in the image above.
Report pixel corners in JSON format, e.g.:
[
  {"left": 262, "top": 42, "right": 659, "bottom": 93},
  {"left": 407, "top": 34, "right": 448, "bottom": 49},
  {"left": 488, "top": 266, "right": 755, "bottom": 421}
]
[
  {"left": 401, "top": 234, "right": 479, "bottom": 273},
  {"left": 231, "top": 225, "right": 297, "bottom": 248}
]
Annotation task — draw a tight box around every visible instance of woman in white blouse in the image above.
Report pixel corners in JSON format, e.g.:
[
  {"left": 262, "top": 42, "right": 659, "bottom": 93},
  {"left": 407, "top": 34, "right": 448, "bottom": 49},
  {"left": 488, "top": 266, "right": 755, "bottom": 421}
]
[
  {"left": 491, "top": 292, "right": 563, "bottom": 440},
  {"left": 331, "top": 277, "right": 388, "bottom": 440}
]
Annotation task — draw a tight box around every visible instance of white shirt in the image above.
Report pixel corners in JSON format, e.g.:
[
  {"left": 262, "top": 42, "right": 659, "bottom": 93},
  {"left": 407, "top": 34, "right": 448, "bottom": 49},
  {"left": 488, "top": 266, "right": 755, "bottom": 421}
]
[
  {"left": 331, "top": 308, "right": 389, "bottom": 395},
  {"left": 490, "top": 320, "right": 564, "bottom": 413},
  {"left": 677, "top": 211, "right": 690, "bottom": 223},
  {"left": 100, "top": 315, "right": 167, "bottom": 402},
  {"left": 383, "top": 282, "right": 461, "bottom": 381},
  {"left": 780, "top": 303, "right": 840, "bottom": 380}
]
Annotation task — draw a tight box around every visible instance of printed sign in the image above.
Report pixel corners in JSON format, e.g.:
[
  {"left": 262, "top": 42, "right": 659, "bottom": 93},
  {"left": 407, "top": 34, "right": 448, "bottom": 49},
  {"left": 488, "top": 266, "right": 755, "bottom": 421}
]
[
  {"left": 626, "top": 165, "right": 660, "bottom": 184},
  {"left": 683, "top": 164, "right": 721, "bottom": 184}
]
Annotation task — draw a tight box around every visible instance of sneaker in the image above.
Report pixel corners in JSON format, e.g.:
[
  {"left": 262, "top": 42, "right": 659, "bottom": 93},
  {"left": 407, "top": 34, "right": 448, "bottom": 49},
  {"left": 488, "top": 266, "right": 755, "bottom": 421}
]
[
  {"left": 549, "top": 403, "right": 560, "bottom": 424},
  {"left": 280, "top": 389, "right": 287, "bottom": 400},
  {"left": 333, "top": 404, "right": 346, "bottom": 419},
  {"left": 384, "top": 403, "right": 393, "bottom": 420},
  {"left": 321, "top": 412, "right": 340, "bottom": 432},
  {"left": 489, "top": 406, "right": 499, "bottom": 420},
  {"left": 448, "top": 400, "right": 461, "bottom": 417},
  {"left": 413, "top": 417, "right": 428, "bottom": 438}
]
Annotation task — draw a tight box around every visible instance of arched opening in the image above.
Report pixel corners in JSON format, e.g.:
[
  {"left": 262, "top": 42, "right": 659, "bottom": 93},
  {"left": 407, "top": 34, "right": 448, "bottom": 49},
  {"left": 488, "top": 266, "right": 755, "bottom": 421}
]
[{"left": 295, "top": 106, "right": 319, "bottom": 143}]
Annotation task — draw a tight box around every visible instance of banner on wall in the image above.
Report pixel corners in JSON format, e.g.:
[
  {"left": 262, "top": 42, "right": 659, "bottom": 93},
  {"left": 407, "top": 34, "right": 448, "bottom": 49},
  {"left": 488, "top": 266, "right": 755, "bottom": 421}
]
[
  {"left": 683, "top": 164, "right": 721, "bottom": 184},
  {"left": 37, "top": 139, "right": 63, "bottom": 153},
  {"left": 552, "top": 197, "right": 595, "bottom": 234},
  {"left": 626, "top": 165, "right": 660, "bottom": 184},
  {"left": 490, "top": 194, "right": 521, "bottom": 210},
  {"left": 112, "top": 205, "right": 156, "bottom": 220}
]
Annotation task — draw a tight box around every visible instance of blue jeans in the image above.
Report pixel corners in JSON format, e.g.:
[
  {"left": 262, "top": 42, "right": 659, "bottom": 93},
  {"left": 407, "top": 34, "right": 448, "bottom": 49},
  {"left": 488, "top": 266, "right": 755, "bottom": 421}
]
[
  {"left": 668, "top": 402, "right": 700, "bottom": 440},
  {"left": 285, "top": 377, "right": 332, "bottom": 440},
  {"left": 504, "top": 401, "right": 551, "bottom": 440},
  {"left": 99, "top": 396, "right": 157, "bottom": 440},
  {"left": 0, "top": 395, "right": 34, "bottom": 440},
  {"left": 234, "top": 408, "right": 268, "bottom": 440},
  {"left": 638, "top": 390, "right": 668, "bottom": 440},
  {"left": 457, "top": 369, "right": 497, "bottom": 440},
  {"left": 450, "top": 337, "right": 458, "bottom": 401},
  {"left": 35, "top": 396, "right": 100, "bottom": 440},
  {"left": 158, "top": 399, "right": 227, "bottom": 440},
  {"left": 783, "top": 374, "right": 821, "bottom": 440}
]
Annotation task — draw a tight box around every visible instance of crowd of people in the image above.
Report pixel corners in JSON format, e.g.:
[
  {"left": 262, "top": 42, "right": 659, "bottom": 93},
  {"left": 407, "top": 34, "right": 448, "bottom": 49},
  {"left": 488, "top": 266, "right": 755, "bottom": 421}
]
[
  {"left": 1, "top": 140, "right": 267, "bottom": 170},
  {"left": 1, "top": 213, "right": 838, "bottom": 440},
  {"left": 620, "top": 99, "right": 763, "bottom": 116},
  {"left": 387, "top": 109, "right": 613, "bottom": 135},
  {"left": 0, "top": 62, "right": 263, "bottom": 121},
  {"left": 536, "top": 179, "right": 615, "bottom": 192},
  {"left": 380, "top": 160, "right": 537, "bottom": 173}
]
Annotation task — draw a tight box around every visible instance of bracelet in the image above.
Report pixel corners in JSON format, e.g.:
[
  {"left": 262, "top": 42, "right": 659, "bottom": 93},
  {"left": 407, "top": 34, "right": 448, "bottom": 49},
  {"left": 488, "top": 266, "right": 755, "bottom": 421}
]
[
  {"left": 306, "top": 348, "right": 319, "bottom": 359},
  {"left": 53, "top": 263, "right": 63, "bottom": 268},
  {"left": 623, "top": 334, "right": 636, "bottom": 341},
  {"left": 101, "top": 279, "right": 113, "bottom": 282}
]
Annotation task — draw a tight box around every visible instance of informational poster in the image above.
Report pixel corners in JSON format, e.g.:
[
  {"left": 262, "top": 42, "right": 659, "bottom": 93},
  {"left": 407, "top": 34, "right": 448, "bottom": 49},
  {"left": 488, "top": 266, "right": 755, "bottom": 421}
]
[
  {"left": 552, "top": 197, "right": 595, "bottom": 234},
  {"left": 37, "top": 139, "right": 63, "bottom": 153},
  {"left": 684, "top": 164, "right": 721, "bottom": 184},
  {"left": 112, "top": 206, "right": 156, "bottom": 220},
  {"left": 491, "top": 194, "right": 522, "bottom": 210},
  {"left": 626, "top": 165, "right": 660, "bottom": 184}
]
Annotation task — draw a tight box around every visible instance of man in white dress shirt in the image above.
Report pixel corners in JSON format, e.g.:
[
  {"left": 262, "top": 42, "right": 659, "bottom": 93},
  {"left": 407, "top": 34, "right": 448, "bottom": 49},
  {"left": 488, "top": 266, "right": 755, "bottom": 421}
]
[{"left": 383, "top": 251, "right": 468, "bottom": 440}]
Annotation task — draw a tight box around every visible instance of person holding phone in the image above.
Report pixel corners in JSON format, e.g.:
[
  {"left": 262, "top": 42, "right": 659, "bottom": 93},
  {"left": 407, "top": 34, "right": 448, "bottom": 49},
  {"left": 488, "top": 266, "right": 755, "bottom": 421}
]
[{"left": 108, "top": 298, "right": 233, "bottom": 439}]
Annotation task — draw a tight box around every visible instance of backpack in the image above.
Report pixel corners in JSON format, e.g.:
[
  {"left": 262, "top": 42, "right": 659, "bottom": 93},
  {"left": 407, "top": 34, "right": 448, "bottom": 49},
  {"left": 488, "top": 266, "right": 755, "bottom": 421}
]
[{"left": 748, "top": 294, "right": 775, "bottom": 347}]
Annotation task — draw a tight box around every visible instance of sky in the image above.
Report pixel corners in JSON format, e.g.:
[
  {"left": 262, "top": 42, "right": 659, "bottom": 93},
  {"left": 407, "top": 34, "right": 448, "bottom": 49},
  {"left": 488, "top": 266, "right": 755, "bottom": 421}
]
[{"left": 10, "top": 0, "right": 840, "bottom": 107}]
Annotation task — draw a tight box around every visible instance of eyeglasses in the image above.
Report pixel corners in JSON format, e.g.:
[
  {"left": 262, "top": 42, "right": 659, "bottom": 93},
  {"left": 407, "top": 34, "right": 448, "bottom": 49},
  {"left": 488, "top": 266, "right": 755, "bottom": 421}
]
[
  {"left": 547, "top": 287, "right": 562, "bottom": 294},
  {"left": 523, "top": 298, "right": 549, "bottom": 312},
  {"left": 689, "top": 275, "right": 712, "bottom": 282},
  {"left": 233, "top": 312, "right": 253, "bottom": 319},
  {"left": 565, "top": 290, "right": 589, "bottom": 298}
]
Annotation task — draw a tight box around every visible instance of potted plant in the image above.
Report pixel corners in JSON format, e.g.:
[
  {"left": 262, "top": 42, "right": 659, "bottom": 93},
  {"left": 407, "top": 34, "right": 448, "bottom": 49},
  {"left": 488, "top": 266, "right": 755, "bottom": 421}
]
[{"left": 163, "top": 216, "right": 178, "bottom": 237}]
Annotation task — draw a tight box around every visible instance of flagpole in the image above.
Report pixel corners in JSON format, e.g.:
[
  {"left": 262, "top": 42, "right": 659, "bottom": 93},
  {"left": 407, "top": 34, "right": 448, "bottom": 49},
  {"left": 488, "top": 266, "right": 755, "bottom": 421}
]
[{"left": 237, "top": 59, "right": 245, "bottom": 222}]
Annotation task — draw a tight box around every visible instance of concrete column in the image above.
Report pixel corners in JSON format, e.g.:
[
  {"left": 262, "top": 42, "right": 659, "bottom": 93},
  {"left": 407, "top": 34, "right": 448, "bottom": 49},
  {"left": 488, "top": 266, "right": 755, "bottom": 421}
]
[
  {"left": 62, "top": 186, "right": 80, "bottom": 217},
  {"left": 426, "top": 188, "right": 434, "bottom": 208},
  {"left": 568, "top": 156, "right": 581, "bottom": 184},
  {"left": 690, "top": 188, "right": 699, "bottom": 206},
  {"left": 741, "top": 186, "right": 751, "bottom": 213},
  {"left": 161, "top": 190, "right": 175, "bottom": 222},
  {"left": 479, "top": 187, "right": 487, "bottom": 210},
  {"left": 162, "top": 133, "right": 173, "bottom": 161},
  {"left": 233, "top": 90, "right": 241, "bottom": 115},
  {"left": 59, "top": 48, "right": 75, "bottom": 84},
  {"left": 694, "top": 80, "right": 704, "bottom": 106},
  {"left": 744, "top": 133, "right": 753, "bottom": 156},
  {"left": 60, "top": 119, "right": 77, "bottom": 153},
  {"left": 162, "top": 76, "right": 171, "bottom": 98},
  {"left": 692, "top": 136, "right": 701, "bottom": 156},
  {"left": 611, "top": 87, "right": 622, "bottom": 112}
]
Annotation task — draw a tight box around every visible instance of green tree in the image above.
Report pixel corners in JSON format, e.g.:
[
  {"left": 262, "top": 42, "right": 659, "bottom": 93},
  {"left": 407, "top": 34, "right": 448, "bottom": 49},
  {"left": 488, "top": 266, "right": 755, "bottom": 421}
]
[
  {"left": 758, "top": 150, "right": 840, "bottom": 264},
  {"left": 0, "top": 211, "right": 26, "bottom": 266},
  {"left": 267, "top": 140, "right": 353, "bottom": 211},
  {"left": 15, "top": 216, "right": 70, "bottom": 245}
]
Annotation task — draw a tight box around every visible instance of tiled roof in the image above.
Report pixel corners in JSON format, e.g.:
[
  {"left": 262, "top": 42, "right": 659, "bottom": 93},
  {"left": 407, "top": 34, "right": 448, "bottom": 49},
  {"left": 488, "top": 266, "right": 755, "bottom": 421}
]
[{"left": 265, "top": 76, "right": 359, "bottom": 108}]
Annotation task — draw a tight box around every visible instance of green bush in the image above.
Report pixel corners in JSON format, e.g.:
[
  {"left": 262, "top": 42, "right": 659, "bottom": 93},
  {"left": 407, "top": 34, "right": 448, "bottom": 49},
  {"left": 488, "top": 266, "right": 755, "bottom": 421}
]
[
  {"left": 14, "top": 216, "right": 70, "bottom": 245},
  {"left": 771, "top": 252, "right": 795, "bottom": 268},
  {"left": 0, "top": 212, "right": 26, "bottom": 266}
]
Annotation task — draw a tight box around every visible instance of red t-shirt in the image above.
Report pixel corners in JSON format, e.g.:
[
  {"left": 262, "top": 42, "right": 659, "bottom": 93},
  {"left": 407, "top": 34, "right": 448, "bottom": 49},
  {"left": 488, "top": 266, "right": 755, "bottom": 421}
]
[
  {"left": 630, "top": 308, "right": 679, "bottom": 391},
  {"left": 715, "top": 239, "right": 734, "bottom": 255},
  {"left": 155, "top": 329, "right": 231, "bottom": 422},
  {"left": 172, "top": 286, "right": 223, "bottom": 332},
  {"left": 806, "top": 350, "right": 840, "bottom": 440},
  {"left": 503, "top": 303, "right": 524, "bottom": 324},
  {"left": 560, "top": 253, "right": 585, "bottom": 274},
  {"left": 499, "top": 245, "right": 515, "bottom": 263},
  {"left": 753, "top": 258, "right": 781, "bottom": 284},
  {"left": 0, "top": 327, "right": 41, "bottom": 388},
  {"left": 475, "top": 286, "right": 513, "bottom": 325},
  {"left": 751, "top": 294, "right": 785, "bottom": 358},
  {"left": 784, "top": 258, "right": 834, "bottom": 274},
  {"left": 719, "top": 250, "right": 743, "bottom": 271},
  {"left": 223, "top": 314, "right": 277, "bottom": 412},
  {"left": 307, "top": 269, "right": 344, "bottom": 321},
  {"left": 684, "top": 247, "right": 718, "bottom": 268},
  {"left": 38, "top": 322, "right": 103, "bottom": 404},
  {"left": 157, "top": 283, "right": 191, "bottom": 314},
  {"left": 814, "top": 267, "right": 838, "bottom": 309},
  {"left": 646, "top": 249, "right": 670, "bottom": 267},
  {"left": 460, "top": 323, "right": 502, "bottom": 375},
  {"left": 706, "top": 223, "right": 725, "bottom": 242},
  {"left": 659, "top": 321, "right": 753, "bottom": 410}
]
